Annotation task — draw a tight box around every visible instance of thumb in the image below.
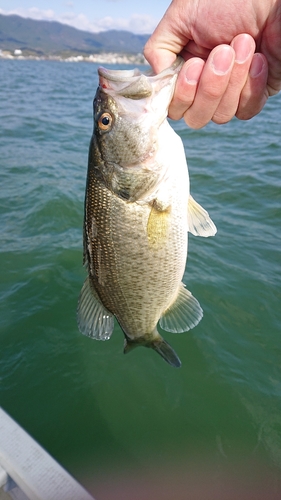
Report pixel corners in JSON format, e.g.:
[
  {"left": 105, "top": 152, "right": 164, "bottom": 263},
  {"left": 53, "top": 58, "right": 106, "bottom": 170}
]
[
  {"left": 144, "top": 7, "right": 190, "bottom": 73},
  {"left": 144, "top": 44, "right": 180, "bottom": 74}
]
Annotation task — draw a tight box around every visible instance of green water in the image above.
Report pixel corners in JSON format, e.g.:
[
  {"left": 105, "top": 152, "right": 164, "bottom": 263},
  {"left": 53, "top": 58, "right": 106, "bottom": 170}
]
[{"left": 0, "top": 60, "right": 281, "bottom": 499}]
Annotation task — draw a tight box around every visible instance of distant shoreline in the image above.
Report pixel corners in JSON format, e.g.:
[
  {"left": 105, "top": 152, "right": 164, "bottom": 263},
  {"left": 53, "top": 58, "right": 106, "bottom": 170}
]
[{"left": 0, "top": 49, "right": 148, "bottom": 65}]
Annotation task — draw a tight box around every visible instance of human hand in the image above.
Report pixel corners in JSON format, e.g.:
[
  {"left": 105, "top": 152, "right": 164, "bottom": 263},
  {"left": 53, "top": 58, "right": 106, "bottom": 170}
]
[{"left": 144, "top": 0, "right": 281, "bottom": 128}]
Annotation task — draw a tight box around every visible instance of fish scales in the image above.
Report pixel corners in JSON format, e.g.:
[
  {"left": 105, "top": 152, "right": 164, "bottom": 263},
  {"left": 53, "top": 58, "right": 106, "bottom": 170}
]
[
  {"left": 77, "top": 58, "right": 217, "bottom": 367},
  {"left": 86, "top": 166, "right": 187, "bottom": 337}
]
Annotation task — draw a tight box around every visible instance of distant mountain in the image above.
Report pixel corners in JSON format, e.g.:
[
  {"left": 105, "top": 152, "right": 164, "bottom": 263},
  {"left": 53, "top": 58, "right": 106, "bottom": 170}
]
[{"left": 0, "top": 14, "right": 150, "bottom": 56}]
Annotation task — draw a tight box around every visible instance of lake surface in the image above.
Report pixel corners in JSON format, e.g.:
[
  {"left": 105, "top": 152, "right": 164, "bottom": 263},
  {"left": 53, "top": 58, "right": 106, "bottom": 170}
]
[{"left": 0, "top": 59, "right": 281, "bottom": 499}]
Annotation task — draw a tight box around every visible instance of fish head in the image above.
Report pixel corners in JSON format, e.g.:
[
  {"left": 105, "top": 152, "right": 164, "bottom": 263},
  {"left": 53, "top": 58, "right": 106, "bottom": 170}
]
[{"left": 89, "top": 57, "right": 184, "bottom": 201}]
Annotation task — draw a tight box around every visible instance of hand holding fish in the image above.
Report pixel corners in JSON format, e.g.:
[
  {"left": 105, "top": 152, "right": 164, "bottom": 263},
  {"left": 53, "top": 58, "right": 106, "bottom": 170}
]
[{"left": 144, "top": 0, "right": 281, "bottom": 129}]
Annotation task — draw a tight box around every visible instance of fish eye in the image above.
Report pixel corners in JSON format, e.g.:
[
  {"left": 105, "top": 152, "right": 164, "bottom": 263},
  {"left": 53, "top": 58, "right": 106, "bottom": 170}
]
[{"left": 98, "top": 112, "right": 113, "bottom": 131}]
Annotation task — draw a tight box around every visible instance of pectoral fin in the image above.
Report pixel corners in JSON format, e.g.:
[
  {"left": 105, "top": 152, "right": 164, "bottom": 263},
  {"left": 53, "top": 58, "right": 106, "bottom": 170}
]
[
  {"left": 147, "top": 200, "right": 171, "bottom": 249},
  {"left": 77, "top": 277, "right": 114, "bottom": 340},
  {"left": 188, "top": 195, "right": 217, "bottom": 237},
  {"left": 159, "top": 283, "right": 203, "bottom": 333}
]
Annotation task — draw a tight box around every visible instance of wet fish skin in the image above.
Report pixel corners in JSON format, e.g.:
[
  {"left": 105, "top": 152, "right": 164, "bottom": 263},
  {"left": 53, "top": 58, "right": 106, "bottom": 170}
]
[{"left": 77, "top": 58, "right": 216, "bottom": 367}]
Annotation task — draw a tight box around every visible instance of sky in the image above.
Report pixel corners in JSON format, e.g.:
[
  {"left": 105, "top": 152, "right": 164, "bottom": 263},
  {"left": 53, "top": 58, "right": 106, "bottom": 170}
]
[{"left": 0, "top": 0, "right": 171, "bottom": 34}]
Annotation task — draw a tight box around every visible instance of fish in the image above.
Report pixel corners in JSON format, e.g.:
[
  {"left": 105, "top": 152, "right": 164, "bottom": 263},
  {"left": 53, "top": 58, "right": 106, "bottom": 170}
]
[{"left": 77, "top": 57, "right": 217, "bottom": 368}]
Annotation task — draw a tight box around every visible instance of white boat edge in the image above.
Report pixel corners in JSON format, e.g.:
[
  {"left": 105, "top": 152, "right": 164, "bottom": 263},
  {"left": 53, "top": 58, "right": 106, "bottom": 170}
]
[{"left": 0, "top": 407, "right": 96, "bottom": 500}]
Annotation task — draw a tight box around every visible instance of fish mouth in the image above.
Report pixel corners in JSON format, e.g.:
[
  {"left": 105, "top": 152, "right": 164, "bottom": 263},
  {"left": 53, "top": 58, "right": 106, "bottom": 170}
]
[
  {"left": 98, "top": 56, "right": 184, "bottom": 82},
  {"left": 98, "top": 57, "right": 184, "bottom": 99},
  {"left": 98, "top": 67, "right": 144, "bottom": 83}
]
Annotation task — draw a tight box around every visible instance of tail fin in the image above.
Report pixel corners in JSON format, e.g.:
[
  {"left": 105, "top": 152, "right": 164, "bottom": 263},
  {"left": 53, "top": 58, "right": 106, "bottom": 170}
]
[
  {"left": 152, "top": 338, "right": 181, "bottom": 368},
  {"left": 124, "top": 335, "right": 181, "bottom": 368}
]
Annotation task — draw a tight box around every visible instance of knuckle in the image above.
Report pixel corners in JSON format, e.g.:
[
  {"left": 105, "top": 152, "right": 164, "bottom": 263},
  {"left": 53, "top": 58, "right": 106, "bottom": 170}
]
[
  {"left": 236, "top": 93, "right": 268, "bottom": 120},
  {"left": 202, "top": 84, "right": 225, "bottom": 101},
  {"left": 143, "top": 41, "right": 152, "bottom": 57},
  {"left": 169, "top": 99, "right": 193, "bottom": 120},
  {"left": 212, "top": 111, "right": 234, "bottom": 124},
  {"left": 236, "top": 107, "right": 259, "bottom": 120},
  {"left": 184, "top": 112, "right": 206, "bottom": 129}
]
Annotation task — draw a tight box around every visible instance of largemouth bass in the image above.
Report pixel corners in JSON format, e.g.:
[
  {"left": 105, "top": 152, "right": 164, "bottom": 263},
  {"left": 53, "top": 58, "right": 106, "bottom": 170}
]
[{"left": 77, "top": 57, "right": 216, "bottom": 368}]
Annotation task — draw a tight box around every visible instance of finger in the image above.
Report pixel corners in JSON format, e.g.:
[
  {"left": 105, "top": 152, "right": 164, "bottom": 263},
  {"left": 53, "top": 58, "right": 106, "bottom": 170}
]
[
  {"left": 181, "top": 41, "right": 211, "bottom": 60},
  {"left": 212, "top": 34, "right": 256, "bottom": 124},
  {"left": 263, "top": 5, "right": 281, "bottom": 96},
  {"left": 168, "top": 58, "right": 205, "bottom": 120},
  {"left": 144, "top": 46, "right": 178, "bottom": 74},
  {"left": 182, "top": 45, "right": 235, "bottom": 129},
  {"left": 144, "top": 4, "right": 190, "bottom": 73},
  {"left": 236, "top": 53, "right": 269, "bottom": 120}
]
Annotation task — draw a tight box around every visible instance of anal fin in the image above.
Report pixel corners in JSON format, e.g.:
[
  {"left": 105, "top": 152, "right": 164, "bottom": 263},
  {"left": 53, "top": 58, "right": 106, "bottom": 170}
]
[{"left": 159, "top": 283, "right": 203, "bottom": 333}]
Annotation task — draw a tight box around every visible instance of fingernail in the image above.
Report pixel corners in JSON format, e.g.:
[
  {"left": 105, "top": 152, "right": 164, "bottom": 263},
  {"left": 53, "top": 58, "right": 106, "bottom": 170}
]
[
  {"left": 249, "top": 53, "right": 265, "bottom": 78},
  {"left": 184, "top": 60, "right": 204, "bottom": 84},
  {"left": 232, "top": 34, "right": 253, "bottom": 63},
  {"left": 211, "top": 46, "right": 234, "bottom": 75}
]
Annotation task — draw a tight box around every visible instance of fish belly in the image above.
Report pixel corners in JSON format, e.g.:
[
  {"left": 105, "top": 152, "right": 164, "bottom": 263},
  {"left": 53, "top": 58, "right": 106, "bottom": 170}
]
[{"left": 87, "top": 172, "right": 188, "bottom": 340}]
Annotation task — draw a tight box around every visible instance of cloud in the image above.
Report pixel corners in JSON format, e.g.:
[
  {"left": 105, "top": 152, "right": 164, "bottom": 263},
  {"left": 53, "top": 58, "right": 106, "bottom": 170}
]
[
  {"left": 0, "top": 7, "right": 56, "bottom": 21},
  {"left": 92, "top": 14, "right": 156, "bottom": 33},
  {"left": 0, "top": 7, "right": 156, "bottom": 34}
]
